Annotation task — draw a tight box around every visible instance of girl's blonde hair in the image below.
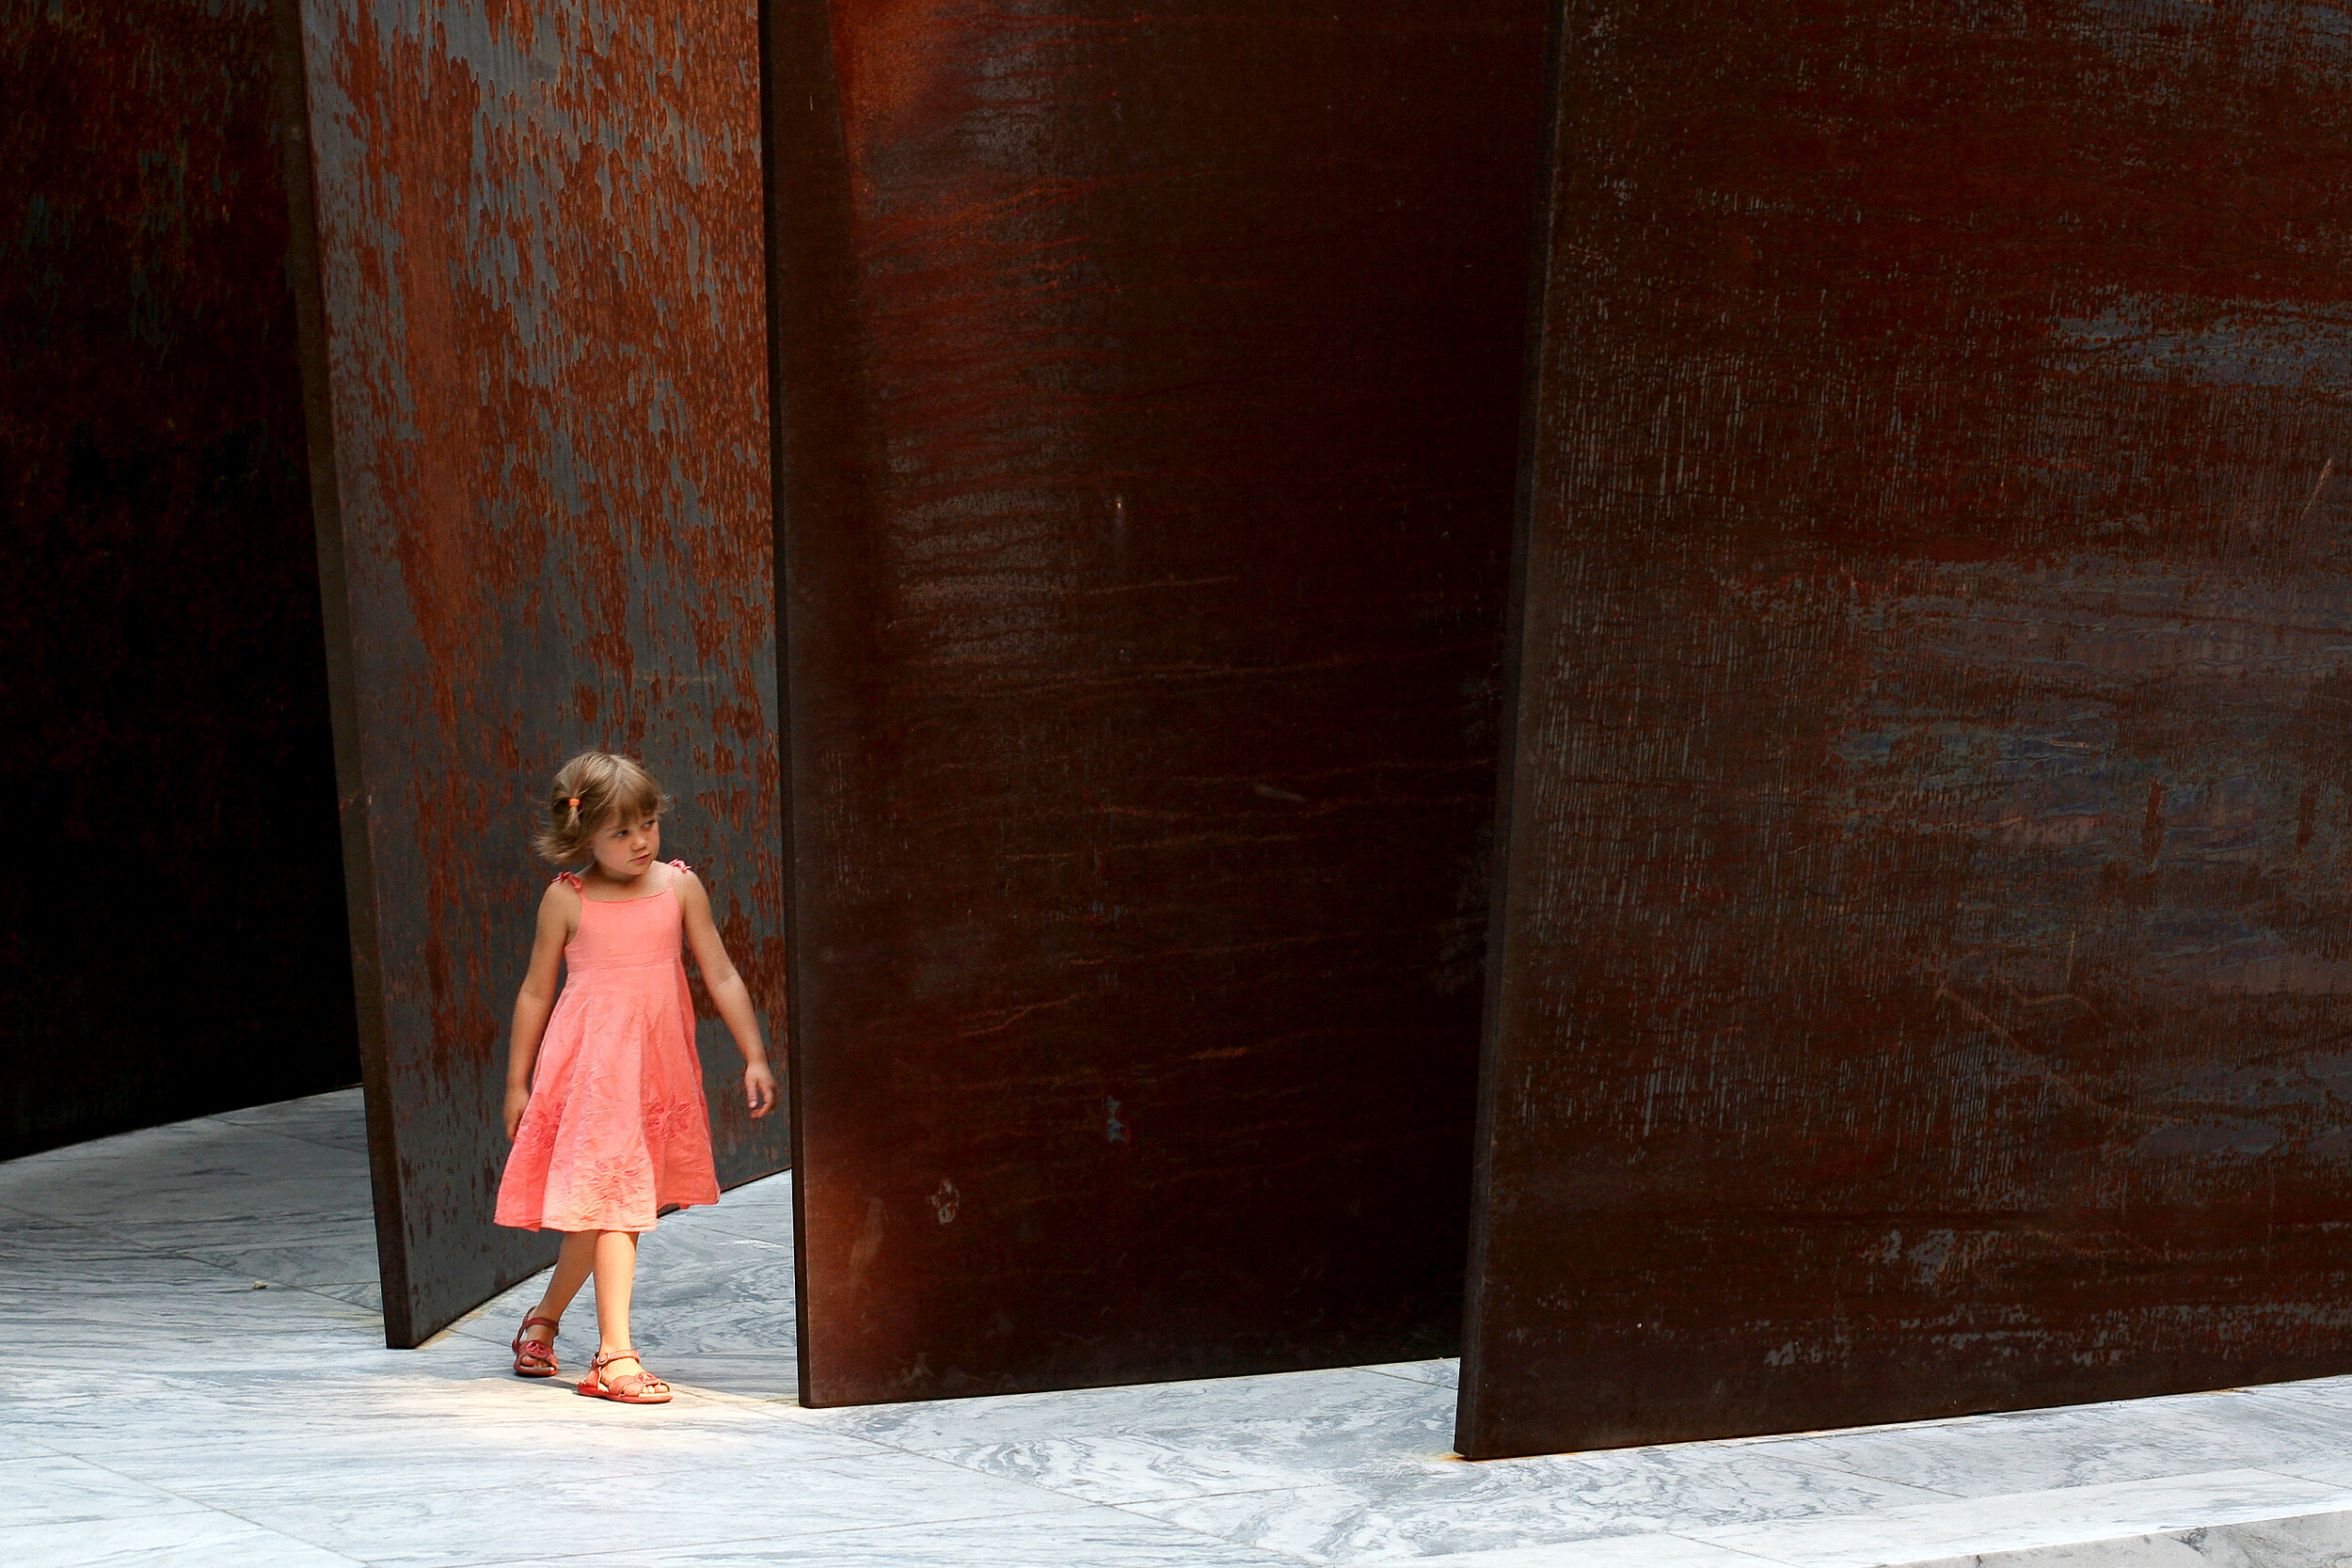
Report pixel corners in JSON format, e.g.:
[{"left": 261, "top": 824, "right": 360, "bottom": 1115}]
[{"left": 535, "top": 752, "right": 673, "bottom": 864}]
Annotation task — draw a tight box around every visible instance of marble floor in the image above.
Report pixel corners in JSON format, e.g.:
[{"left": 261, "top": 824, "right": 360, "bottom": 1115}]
[{"left": 13, "top": 1098, "right": 2352, "bottom": 1566}]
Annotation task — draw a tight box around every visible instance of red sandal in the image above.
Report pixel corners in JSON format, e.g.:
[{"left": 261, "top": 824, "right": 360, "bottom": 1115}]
[
  {"left": 510, "top": 1314, "right": 561, "bottom": 1378},
  {"left": 579, "top": 1348, "right": 672, "bottom": 1404}
]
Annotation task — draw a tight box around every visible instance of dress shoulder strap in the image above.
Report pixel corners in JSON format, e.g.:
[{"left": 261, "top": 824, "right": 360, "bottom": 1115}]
[
  {"left": 668, "top": 859, "right": 692, "bottom": 875},
  {"left": 551, "top": 871, "right": 583, "bottom": 891}
]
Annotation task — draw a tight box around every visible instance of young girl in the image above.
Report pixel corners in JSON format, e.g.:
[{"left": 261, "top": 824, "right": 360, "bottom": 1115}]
[{"left": 493, "top": 751, "right": 777, "bottom": 1404}]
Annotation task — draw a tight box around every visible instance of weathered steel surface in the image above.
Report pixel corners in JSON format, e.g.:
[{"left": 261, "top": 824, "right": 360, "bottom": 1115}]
[
  {"left": 0, "top": 0, "right": 353, "bottom": 1159},
  {"left": 767, "top": 1, "right": 1549, "bottom": 1405},
  {"left": 287, "top": 0, "right": 782, "bottom": 1345},
  {"left": 1463, "top": 0, "right": 2352, "bottom": 1458}
]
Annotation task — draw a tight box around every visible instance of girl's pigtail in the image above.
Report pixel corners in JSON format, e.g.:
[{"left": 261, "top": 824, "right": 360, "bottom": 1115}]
[{"left": 565, "top": 795, "right": 581, "bottom": 830}]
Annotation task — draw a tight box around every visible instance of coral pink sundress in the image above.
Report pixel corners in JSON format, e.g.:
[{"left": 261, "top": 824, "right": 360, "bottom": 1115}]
[{"left": 495, "top": 860, "right": 719, "bottom": 1233}]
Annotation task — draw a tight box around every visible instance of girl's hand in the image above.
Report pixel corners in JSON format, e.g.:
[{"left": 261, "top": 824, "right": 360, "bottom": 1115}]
[
  {"left": 502, "top": 1084, "right": 532, "bottom": 1141},
  {"left": 744, "top": 1061, "right": 778, "bottom": 1119}
]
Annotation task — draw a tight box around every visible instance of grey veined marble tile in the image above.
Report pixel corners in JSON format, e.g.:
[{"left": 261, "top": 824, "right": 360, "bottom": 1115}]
[
  {"left": 1770, "top": 1387, "right": 2352, "bottom": 1501},
  {"left": 0, "top": 1215, "right": 159, "bottom": 1265},
  {"left": 0, "top": 1451, "right": 211, "bottom": 1527},
  {"left": 219, "top": 1446, "right": 1092, "bottom": 1566},
  {"left": 927, "top": 1370, "right": 1457, "bottom": 1502},
  {"left": 0, "top": 1117, "right": 366, "bottom": 1222},
  {"left": 1902, "top": 1508, "right": 2352, "bottom": 1568},
  {"left": 5, "top": 1274, "right": 378, "bottom": 1348},
  {"left": 648, "top": 1350, "right": 803, "bottom": 1402},
  {"left": 208, "top": 1087, "right": 369, "bottom": 1148},
  {"left": 0, "top": 1249, "right": 267, "bottom": 1295},
  {"left": 1681, "top": 1467, "right": 2352, "bottom": 1568},
  {"left": 306, "top": 1277, "right": 384, "bottom": 1313},
  {"left": 1390, "top": 1535, "right": 1777, "bottom": 1567},
  {"left": 804, "top": 1365, "right": 1440, "bottom": 1452},
  {"left": 107, "top": 1208, "right": 380, "bottom": 1258},
  {"left": 174, "top": 1239, "right": 380, "bottom": 1288},
  {"left": 1120, "top": 1444, "right": 1953, "bottom": 1565},
  {"left": 469, "top": 1506, "right": 1304, "bottom": 1568},
  {"left": 624, "top": 1248, "right": 799, "bottom": 1356},
  {"left": 95, "top": 1410, "right": 885, "bottom": 1507},
  {"left": 11, "top": 1510, "right": 360, "bottom": 1568}
]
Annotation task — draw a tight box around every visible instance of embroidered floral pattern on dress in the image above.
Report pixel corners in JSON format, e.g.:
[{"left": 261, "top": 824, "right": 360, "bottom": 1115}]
[
  {"left": 640, "top": 1097, "right": 697, "bottom": 1146},
  {"left": 509, "top": 1110, "right": 557, "bottom": 1158},
  {"left": 573, "top": 1153, "right": 655, "bottom": 1222}
]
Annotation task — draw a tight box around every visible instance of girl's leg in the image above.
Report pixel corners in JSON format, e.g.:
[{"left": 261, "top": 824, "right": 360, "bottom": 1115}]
[
  {"left": 591, "top": 1229, "right": 640, "bottom": 1357},
  {"left": 522, "top": 1230, "right": 597, "bottom": 1347},
  {"left": 575, "top": 1231, "right": 666, "bottom": 1400}
]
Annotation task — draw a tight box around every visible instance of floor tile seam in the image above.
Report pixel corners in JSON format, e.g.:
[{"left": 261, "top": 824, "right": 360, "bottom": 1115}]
[
  {"left": 284, "top": 1280, "right": 387, "bottom": 1316},
  {"left": 222, "top": 1122, "right": 377, "bottom": 1161},
  {"left": 1358, "top": 1367, "right": 1456, "bottom": 1390},
  {"left": 1809, "top": 1507, "right": 2352, "bottom": 1568},
  {"left": 0, "top": 1205, "right": 170, "bottom": 1245},
  {"left": 1642, "top": 1528, "right": 1805, "bottom": 1567},
  {"left": 156, "top": 1502, "right": 378, "bottom": 1565},
  {"left": 1737, "top": 1448, "right": 1978, "bottom": 1502},
  {"left": 1669, "top": 1466, "right": 2352, "bottom": 1557},
  {"left": 664, "top": 1221, "right": 792, "bottom": 1244},
  {"left": 11, "top": 1493, "right": 221, "bottom": 1527},
  {"left": 182, "top": 1232, "right": 380, "bottom": 1255},
  {"left": 59, "top": 1451, "right": 372, "bottom": 1556},
  {"left": 143, "top": 1239, "right": 378, "bottom": 1299},
  {"left": 2215, "top": 1460, "right": 2352, "bottom": 1496}
]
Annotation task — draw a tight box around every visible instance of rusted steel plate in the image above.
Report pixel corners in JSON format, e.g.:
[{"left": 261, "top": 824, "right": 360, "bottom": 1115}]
[
  {"left": 286, "top": 0, "right": 782, "bottom": 1345},
  {"left": 0, "top": 0, "right": 354, "bottom": 1160},
  {"left": 1462, "top": 0, "right": 2352, "bottom": 1458},
  {"left": 767, "top": 1, "right": 1549, "bottom": 1405}
]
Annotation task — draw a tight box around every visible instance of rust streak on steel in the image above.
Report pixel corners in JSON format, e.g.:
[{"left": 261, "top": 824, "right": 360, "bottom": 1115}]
[
  {"left": 1465, "top": 0, "right": 2352, "bottom": 1458},
  {"left": 287, "top": 0, "right": 781, "bottom": 1345}
]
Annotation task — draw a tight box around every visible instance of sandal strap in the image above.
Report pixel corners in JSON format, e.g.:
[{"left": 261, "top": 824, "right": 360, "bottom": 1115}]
[
  {"left": 521, "top": 1316, "right": 561, "bottom": 1331},
  {"left": 592, "top": 1350, "right": 665, "bottom": 1390}
]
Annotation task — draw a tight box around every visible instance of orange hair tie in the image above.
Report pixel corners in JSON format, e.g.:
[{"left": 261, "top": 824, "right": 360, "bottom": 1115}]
[{"left": 566, "top": 797, "right": 580, "bottom": 809}]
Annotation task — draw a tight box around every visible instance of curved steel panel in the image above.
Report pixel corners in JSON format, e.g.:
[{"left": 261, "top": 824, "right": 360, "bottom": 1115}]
[
  {"left": 768, "top": 0, "right": 1550, "bottom": 1405},
  {"left": 1465, "top": 0, "right": 2352, "bottom": 1458},
  {"left": 287, "top": 0, "right": 782, "bottom": 1345}
]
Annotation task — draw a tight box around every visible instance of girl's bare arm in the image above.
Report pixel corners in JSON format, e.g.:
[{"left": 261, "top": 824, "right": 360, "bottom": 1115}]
[
  {"left": 502, "top": 882, "right": 576, "bottom": 1138},
  {"left": 675, "top": 868, "right": 777, "bottom": 1117}
]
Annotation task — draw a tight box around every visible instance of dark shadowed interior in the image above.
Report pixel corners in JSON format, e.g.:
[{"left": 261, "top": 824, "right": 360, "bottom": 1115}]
[{"left": 0, "top": 0, "right": 355, "bottom": 1161}]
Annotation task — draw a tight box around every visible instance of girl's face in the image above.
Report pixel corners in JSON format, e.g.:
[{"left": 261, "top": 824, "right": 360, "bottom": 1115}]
[{"left": 588, "top": 810, "right": 660, "bottom": 881}]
